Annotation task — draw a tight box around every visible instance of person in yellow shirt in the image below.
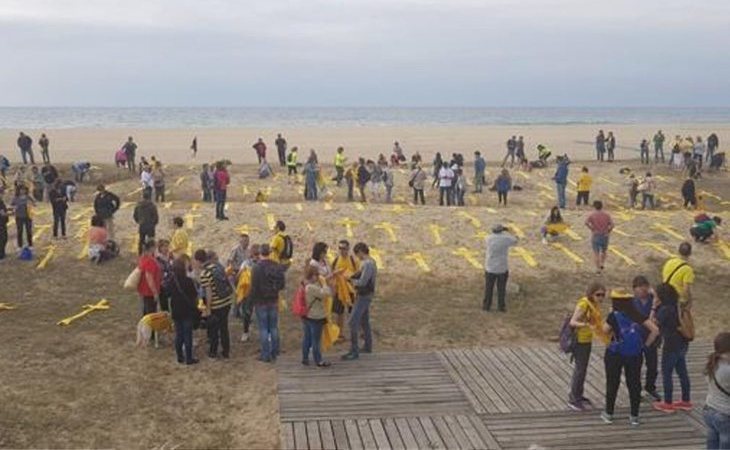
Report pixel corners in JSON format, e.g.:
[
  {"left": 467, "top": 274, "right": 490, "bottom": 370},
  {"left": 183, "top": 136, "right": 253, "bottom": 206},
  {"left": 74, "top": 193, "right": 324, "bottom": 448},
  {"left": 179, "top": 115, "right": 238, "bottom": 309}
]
[
  {"left": 169, "top": 216, "right": 189, "bottom": 258},
  {"left": 286, "top": 147, "right": 299, "bottom": 184},
  {"left": 662, "top": 242, "right": 695, "bottom": 309},
  {"left": 576, "top": 166, "right": 593, "bottom": 209},
  {"left": 333, "top": 147, "right": 347, "bottom": 187},
  {"left": 568, "top": 282, "right": 608, "bottom": 411},
  {"left": 270, "top": 220, "right": 292, "bottom": 266},
  {"left": 330, "top": 239, "right": 360, "bottom": 339}
]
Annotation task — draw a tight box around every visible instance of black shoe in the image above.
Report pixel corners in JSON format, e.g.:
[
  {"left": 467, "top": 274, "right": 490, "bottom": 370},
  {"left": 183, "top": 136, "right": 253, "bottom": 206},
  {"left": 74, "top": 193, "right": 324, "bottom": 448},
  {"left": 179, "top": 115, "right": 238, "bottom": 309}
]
[
  {"left": 301, "top": 359, "right": 310, "bottom": 366},
  {"left": 341, "top": 352, "right": 359, "bottom": 360},
  {"left": 186, "top": 359, "right": 199, "bottom": 365},
  {"left": 362, "top": 348, "right": 372, "bottom": 354},
  {"left": 221, "top": 216, "right": 230, "bottom": 221},
  {"left": 208, "top": 352, "right": 217, "bottom": 359},
  {"left": 222, "top": 353, "right": 230, "bottom": 359},
  {"left": 177, "top": 357, "right": 184, "bottom": 364}
]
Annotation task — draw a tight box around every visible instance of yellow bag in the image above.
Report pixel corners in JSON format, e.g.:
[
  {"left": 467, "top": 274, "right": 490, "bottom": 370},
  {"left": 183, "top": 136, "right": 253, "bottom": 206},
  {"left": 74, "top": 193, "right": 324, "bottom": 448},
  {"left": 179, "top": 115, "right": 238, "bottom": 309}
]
[
  {"left": 334, "top": 274, "right": 355, "bottom": 307},
  {"left": 322, "top": 322, "right": 340, "bottom": 351},
  {"left": 236, "top": 267, "right": 252, "bottom": 304}
]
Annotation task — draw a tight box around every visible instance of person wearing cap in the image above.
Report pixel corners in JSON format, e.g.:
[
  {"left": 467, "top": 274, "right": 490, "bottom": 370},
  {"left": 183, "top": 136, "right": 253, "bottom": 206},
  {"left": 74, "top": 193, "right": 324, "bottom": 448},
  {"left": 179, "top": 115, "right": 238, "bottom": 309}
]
[
  {"left": 93, "top": 184, "right": 120, "bottom": 240},
  {"left": 631, "top": 276, "right": 661, "bottom": 402},
  {"left": 250, "top": 244, "right": 287, "bottom": 362},
  {"left": 482, "top": 224, "right": 518, "bottom": 312},
  {"left": 585, "top": 200, "right": 614, "bottom": 274},
  {"left": 599, "top": 288, "right": 659, "bottom": 426}
]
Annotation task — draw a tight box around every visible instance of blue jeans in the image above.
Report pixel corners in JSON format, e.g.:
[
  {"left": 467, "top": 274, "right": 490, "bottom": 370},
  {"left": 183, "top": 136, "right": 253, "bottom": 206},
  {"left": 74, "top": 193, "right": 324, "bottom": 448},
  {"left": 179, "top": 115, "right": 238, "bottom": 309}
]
[
  {"left": 556, "top": 182, "right": 567, "bottom": 208},
  {"left": 215, "top": 189, "right": 227, "bottom": 218},
  {"left": 349, "top": 296, "right": 373, "bottom": 355},
  {"left": 661, "top": 346, "right": 690, "bottom": 403},
  {"left": 255, "top": 303, "right": 279, "bottom": 361},
  {"left": 174, "top": 319, "right": 194, "bottom": 363},
  {"left": 302, "top": 318, "right": 325, "bottom": 364},
  {"left": 704, "top": 406, "right": 730, "bottom": 449}
]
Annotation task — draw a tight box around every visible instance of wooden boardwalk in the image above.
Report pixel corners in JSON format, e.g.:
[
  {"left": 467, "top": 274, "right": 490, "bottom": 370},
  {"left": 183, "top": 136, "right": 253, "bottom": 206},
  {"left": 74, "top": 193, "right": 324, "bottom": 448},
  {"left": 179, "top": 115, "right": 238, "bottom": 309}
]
[{"left": 278, "top": 342, "right": 711, "bottom": 449}]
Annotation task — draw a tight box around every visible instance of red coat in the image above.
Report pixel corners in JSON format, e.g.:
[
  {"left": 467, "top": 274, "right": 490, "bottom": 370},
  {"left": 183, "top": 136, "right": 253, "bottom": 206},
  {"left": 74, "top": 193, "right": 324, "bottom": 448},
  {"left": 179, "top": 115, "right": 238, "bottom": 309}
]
[{"left": 137, "top": 255, "right": 161, "bottom": 297}]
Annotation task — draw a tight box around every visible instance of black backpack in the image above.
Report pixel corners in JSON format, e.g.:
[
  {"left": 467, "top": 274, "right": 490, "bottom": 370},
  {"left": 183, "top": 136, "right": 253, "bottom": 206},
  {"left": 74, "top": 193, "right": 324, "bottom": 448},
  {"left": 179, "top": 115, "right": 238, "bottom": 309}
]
[
  {"left": 280, "top": 235, "right": 294, "bottom": 260},
  {"left": 210, "top": 264, "right": 234, "bottom": 299}
]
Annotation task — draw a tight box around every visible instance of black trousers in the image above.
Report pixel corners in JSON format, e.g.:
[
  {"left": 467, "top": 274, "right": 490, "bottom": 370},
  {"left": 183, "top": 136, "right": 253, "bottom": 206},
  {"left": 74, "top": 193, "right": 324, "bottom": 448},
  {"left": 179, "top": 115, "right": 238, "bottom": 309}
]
[
  {"left": 16, "top": 217, "right": 32, "bottom": 248},
  {"left": 0, "top": 225, "right": 7, "bottom": 259},
  {"left": 347, "top": 179, "right": 354, "bottom": 201},
  {"left": 640, "top": 345, "right": 659, "bottom": 393},
  {"left": 604, "top": 351, "right": 642, "bottom": 417},
  {"left": 208, "top": 305, "right": 231, "bottom": 357},
  {"left": 52, "top": 209, "right": 67, "bottom": 237},
  {"left": 155, "top": 185, "right": 165, "bottom": 203},
  {"left": 498, "top": 191, "right": 508, "bottom": 205},
  {"left": 439, "top": 187, "right": 452, "bottom": 206},
  {"left": 413, "top": 188, "right": 425, "bottom": 205},
  {"left": 278, "top": 148, "right": 287, "bottom": 166},
  {"left": 138, "top": 227, "right": 155, "bottom": 255},
  {"left": 215, "top": 189, "right": 227, "bottom": 219},
  {"left": 483, "top": 271, "right": 508, "bottom": 311}
]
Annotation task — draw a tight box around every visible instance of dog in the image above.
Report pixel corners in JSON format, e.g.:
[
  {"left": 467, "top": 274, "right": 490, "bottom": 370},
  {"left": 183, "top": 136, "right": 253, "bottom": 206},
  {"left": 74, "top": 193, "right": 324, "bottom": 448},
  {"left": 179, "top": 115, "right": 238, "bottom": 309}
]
[{"left": 136, "top": 312, "right": 173, "bottom": 347}]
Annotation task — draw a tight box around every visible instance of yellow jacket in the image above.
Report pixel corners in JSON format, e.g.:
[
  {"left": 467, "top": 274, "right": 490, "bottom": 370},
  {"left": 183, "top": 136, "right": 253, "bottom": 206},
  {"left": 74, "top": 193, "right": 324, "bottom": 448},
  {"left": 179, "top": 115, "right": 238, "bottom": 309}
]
[
  {"left": 270, "top": 232, "right": 290, "bottom": 265},
  {"left": 334, "top": 152, "right": 346, "bottom": 168},
  {"left": 170, "top": 228, "right": 189, "bottom": 256},
  {"left": 577, "top": 174, "right": 592, "bottom": 192}
]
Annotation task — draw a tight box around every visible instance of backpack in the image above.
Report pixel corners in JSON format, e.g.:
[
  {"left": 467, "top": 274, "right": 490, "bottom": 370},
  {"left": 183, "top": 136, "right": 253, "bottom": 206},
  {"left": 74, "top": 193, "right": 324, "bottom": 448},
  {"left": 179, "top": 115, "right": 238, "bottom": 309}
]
[
  {"left": 280, "top": 235, "right": 294, "bottom": 260},
  {"left": 607, "top": 312, "right": 643, "bottom": 357},
  {"left": 694, "top": 213, "right": 711, "bottom": 224},
  {"left": 559, "top": 314, "right": 577, "bottom": 354},
  {"left": 291, "top": 282, "right": 308, "bottom": 318},
  {"left": 209, "top": 264, "right": 234, "bottom": 300}
]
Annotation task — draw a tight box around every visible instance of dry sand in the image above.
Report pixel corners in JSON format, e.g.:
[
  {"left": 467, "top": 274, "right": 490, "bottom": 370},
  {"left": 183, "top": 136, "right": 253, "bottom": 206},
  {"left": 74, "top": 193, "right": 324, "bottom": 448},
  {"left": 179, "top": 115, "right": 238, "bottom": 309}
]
[
  {"left": 1, "top": 158, "right": 728, "bottom": 448},
  {"left": 1, "top": 123, "right": 728, "bottom": 165}
]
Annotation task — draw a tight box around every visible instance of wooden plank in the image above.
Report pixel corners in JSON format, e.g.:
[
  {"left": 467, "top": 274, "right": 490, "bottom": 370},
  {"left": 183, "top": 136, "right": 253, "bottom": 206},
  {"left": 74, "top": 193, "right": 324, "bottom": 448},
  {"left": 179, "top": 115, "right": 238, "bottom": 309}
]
[
  {"left": 438, "top": 351, "right": 487, "bottom": 414},
  {"left": 454, "top": 415, "right": 488, "bottom": 450},
  {"left": 418, "top": 416, "right": 446, "bottom": 449},
  {"left": 281, "top": 422, "right": 295, "bottom": 450},
  {"left": 331, "top": 420, "right": 350, "bottom": 450},
  {"left": 318, "top": 421, "right": 336, "bottom": 450},
  {"left": 442, "top": 350, "right": 497, "bottom": 414},
  {"left": 356, "top": 419, "right": 377, "bottom": 450},
  {"left": 293, "top": 422, "right": 308, "bottom": 450},
  {"left": 443, "top": 415, "right": 474, "bottom": 450},
  {"left": 406, "top": 417, "right": 432, "bottom": 449},
  {"left": 465, "top": 415, "right": 501, "bottom": 450},
  {"left": 344, "top": 419, "right": 363, "bottom": 450},
  {"left": 483, "top": 347, "right": 545, "bottom": 411},
  {"left": 431, "top": 416, "right": 460, "bottom": 449},
  {"left": 497, "top": 347, "right": 563, "bottom": 410},
  {"left": 369, "top": 419, "right": 392, "bottom": 450},
  {"left": 306, "top": 421, "right": 322, "bottom": 450},
  {"left": 452, "top": 349, "right": 511, "bottom": 414},
  {"left": 508, "top": 347, "right": 568, "bottom": 409},
  {"left": 382, "top": 418, "right": 406, "bottom": 450},
  {"left": 394, "top": 417, "right": 419, "bottom": 449},
  {"left": 465, "top": 348, "right": 519, "bottom": 412}
]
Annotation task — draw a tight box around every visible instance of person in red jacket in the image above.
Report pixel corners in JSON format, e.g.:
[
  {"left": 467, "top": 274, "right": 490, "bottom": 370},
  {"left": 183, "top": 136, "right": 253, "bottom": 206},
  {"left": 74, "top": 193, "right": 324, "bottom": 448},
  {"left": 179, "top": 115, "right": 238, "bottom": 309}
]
[
  {"left": 253, "top": 138, "right": 267, "bottom": 164},
  {"left": 214, "top": 162, "right": 230, "bottom": 220},
  {"left": 138, "top": 239, "right": 162, "bottom": 318}
]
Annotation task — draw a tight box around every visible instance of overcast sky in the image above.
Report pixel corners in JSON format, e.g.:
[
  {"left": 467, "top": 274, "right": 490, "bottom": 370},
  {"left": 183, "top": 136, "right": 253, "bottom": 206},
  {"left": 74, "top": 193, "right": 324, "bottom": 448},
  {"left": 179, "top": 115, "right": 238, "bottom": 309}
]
[{"left": 1, "top": 0, "right": 728, "bottom": 107}]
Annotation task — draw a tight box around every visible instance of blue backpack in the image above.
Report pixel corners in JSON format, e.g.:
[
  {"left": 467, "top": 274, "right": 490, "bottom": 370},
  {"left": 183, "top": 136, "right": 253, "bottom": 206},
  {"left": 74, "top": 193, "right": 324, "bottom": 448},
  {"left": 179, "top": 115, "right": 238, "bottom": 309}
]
[{"left": 608, "top": 312, "right": 643, "bottom": 357}]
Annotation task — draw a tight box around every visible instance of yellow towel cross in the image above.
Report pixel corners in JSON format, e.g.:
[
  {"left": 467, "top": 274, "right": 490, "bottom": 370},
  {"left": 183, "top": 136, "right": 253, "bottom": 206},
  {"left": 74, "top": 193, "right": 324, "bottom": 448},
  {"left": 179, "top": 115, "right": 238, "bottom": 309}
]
[
  {"left": 175, "top": 176, "right": 186, "bottom": 186},
  {"left": 511, "top": 246, "right": 538, "bottom": 267},
  {"left": 32, "top": 224, "right": 51, "bottom": 241},
  {"left": 609, "top": 247, "right": 636, "bottom": 266},
  {"left": 651, "top": 224, "right": 684, "bottom": 241},
  {"left": 452, "top": 247, "right": 483, "bottom": 270},
  {"left": 458, "top": 211, "right": 481, "bottom": 228},
  {"left": 405, "top": 252, "right": 431, "bottom": 272},
  {"left": 374, "top": 222, "right": 398, "bottom": 243},
  {"left": 639, "top": 242, "right": 675, "bottom": 258},
  {"left": 551, "top": 242, "right": 584, "bottom": 264},
  {"left": 184, "top": 212, "right": 202, "bottom": 230},
  {"left": 57, "top": 299, "right": 110, "bottom": 326},
  {"left": 266, "top": 213, "right": 276, "bottom": 230},
  {"left": 36, "top": 245, "right": 56, "bottom": 270},
  {"left": 338, "top": 218, "right": 359, "bottom": 238},
  {"left": 369, "top": 247, "right": 385, "bottom": 270},
  {"left": 429, "top": 224, "right": 445, "bottom": 245},
  {"left": 0, "top": 303, "right": 17, "bottom": 311},
  {"left": 507, "top": 223, "right": 526, "bottom": 239}
]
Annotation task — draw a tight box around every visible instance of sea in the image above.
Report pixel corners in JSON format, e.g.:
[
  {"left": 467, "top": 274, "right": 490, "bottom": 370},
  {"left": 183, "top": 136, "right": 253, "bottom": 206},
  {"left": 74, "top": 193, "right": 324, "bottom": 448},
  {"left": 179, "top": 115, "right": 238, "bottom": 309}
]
[{"left": 1, "top": 107, "right": 729, "bottom": 129}]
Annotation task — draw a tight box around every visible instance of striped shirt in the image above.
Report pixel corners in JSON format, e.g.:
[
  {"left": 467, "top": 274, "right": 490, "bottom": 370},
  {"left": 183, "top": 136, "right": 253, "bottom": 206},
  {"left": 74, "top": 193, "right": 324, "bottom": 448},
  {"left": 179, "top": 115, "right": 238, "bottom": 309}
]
[{"left": 199, "top": 262, "right": 233, "bottom": 309}]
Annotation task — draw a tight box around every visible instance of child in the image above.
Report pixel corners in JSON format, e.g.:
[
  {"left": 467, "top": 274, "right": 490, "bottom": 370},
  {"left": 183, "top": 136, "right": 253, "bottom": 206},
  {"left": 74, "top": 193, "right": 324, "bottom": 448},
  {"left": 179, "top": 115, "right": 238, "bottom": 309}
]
[
  {"left": 576, "top": 166, "right": 592, "bottom": 208},
  {"left": 170, "top": 216, "right": 189, "bottom": 258},
  {"left": 115, "top": 149, "right": 127, "bottom": 168},
  {"left": 541, "top": 206, "right": 567, "bottom": 244},
  {"left": 681, "top": 178, "right": 696, "bottom": 209}
]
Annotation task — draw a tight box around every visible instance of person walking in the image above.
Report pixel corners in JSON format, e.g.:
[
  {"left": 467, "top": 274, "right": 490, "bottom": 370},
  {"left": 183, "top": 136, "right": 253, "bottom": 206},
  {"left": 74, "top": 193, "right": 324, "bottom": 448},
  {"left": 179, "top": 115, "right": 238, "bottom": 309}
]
[
  {"left": 49, "top": 179, "right": 69, "bottom": 239},
  {"left": 302, "top": 265, "right": 333, "bottom": 367},
  {"left": 93, "top": 184, "right": 120, "bottom": 240},
  {"left": 473, "top": 151, "right": 486, "bottom": 194},
  {"left": 123, "top": 136, "right": 137, "bottom": 172},
  {"left": 39, "top": 133, "right": 50, "bottom": 164},
  {"left": 195, "top": 249, "right": 234, "bottom": 359},
  {"left": 482, "top": 224, "right": 517, "bottom": 312},
  {"left": 703, "top": 332, "right": 730, "bottom": 449},
  {"left": 585, "top": 200, "right": 613, "bottom": 274},
  {"left": 16, "top": 132, "right": 34, "bottom": 165},
  {"left": 169, "top": 257, "right": 199, "bottom": 365},
  {"left": 133, "top": 190, "right": 159, "bottom": 256},
  {"left": 553, "top": 155, "right": 570, "bottom": 209},
  {"left": 253, "top": 138, "right": 267, "bottom": 164},
  {"left": 600, "top": 289, "right": 659, "bottom": 426},
  {"left": 341, "top": 242, "right": 377, "bottom": 360},
  {"left": 568, "top": 282, "right": 608, "bottom": 411},
  {"left": 631, "top": 276, "right": 661, "bottom": 401},
  {"left": 275, "top": 133, "right": 287, "bottom": 167},
  {"left": 502, "top": 136, "right": 517, "bottom": 167},
  {"left": 250, "top": 244, "right": 286, "bottom": 362},
  {"left": 409, "top": 163, "right": 427, "bottom": 205},
  {"left": 213, "top": 162, "right": 230, "bottom": 220},
  {"left": 11, "top": 185, "right": 35, "bottom": 250},
  {"left": 653, "top": 130, "right": 665, "bottom": 163},
  {"left": 595, "top": 130, "right": 606, "bottom": 162},
  {"left": 640, "top": 139, "right": 650, "bottom": 165}
]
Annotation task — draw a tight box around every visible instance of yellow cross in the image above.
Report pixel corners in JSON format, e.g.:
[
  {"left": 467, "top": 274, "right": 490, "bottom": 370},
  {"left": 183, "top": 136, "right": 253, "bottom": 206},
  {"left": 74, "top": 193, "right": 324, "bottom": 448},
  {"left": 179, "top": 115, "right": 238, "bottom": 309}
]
[
  {"left": 429, "top": 224, "right": 445, "bottom": 245},
  {"left": 120, "top": 202, "right": 133, "bottom": 210},
  {"left": 609, "top": 247, "right": 636, "bottom": 266},
  {"left": 260, "top": 202, "right": 269, "bottom": 209},
  {"left": 701, "top": 190, "right": 722, "bottom": 201},
  {"left": 507, "top": 223, "right": 525, "bottom": 238},
  {"left": 405, "top": 252, "right": 431, "bottom": 272},
  {"left": 242, "top": 185, "right": 250, "bottom": 195},
  {"left": 452, "top": 247, "right": 483, "bottom": 269},
  {"left": 651, "top": 223, "right": 684, "bottom": 240},
  {"left": 564, "top": 228, "right": 582, "bottom": 241},
  {"left": 374, "top": 222, "right": 398, "bottom": 242},
  {"left": 77, "top": 239, "right": 89, "bottom": 260},
  {"left": 338, "top": 218, "right": 359, "bottom": 238},
  {"left": 369, "top": 246, "right": 385, "bottom": 270},
  {"left": 511, "top": 246, "right": 538, "bottom": 267},
  {"left": 296, "top": 203, "right": 303, "bottom": 211},
  {"left": 126, "top": 187, "right": 143, "bottom": 198},
  {"left": 36, "top": 245, "right": 56, "bottom": 270},
  {"left": 191, "top": 203, "right": 200, "bottom": 211},
  {"left": 237, "top": 224, "right": 261, "bottom": 235},
  {"left": 324, "top": 202, "right": 333, "bottom": 211},
  {"left": 266, "top": 213, "right": 276, "bottom": 230},
  {"left": 57, "top": 299, "right": 111, "bottom": 326},
  {"left": 515, "top": 171, "right": 530, "bottom": 180},
  {"left": 639, "top": 242, "right": 675, "bottom": 258},
  {"left": 458, "top": 211, "right": 481, "bottom": 228},
  {"left": 184, "top": 212, "right": 202, "bottom": 230},
  {"left": 486, "top": 207, "right": 497, "bottom": 213},
  {"left": 72, "top": 206, "right": 94, "bottom": 221},
  {"left": 355, "top": 203, "right": 365, "bottom": 211},
  {"left": 305, "top": 222, "right": 314, "bottom": 232},
  {"left": 32, "top": 224, "right": 51, "bottom": 241},
  {"left": 0, "top": 303, "right": 16, "bottom": 311},
  {"left": 600, "top": 177, "right": 619, "bottom": 186},
  {"left": 715, "top": 240, "right": 730, "bottom": 260},
  {"left": 163, "top": 202, "right": 173, "bottom": 209},
  {"left": 551, "top": 242, "right": 584, "bottom": 264},
  {"left": 612, "top": 227, "right": 632, "bottom": 237},
  {"left": 474, "top": 230, "right": 490, "bottom": 240},
  {"left": 129, "top": 233, "right": 139, "bottom": 254}
]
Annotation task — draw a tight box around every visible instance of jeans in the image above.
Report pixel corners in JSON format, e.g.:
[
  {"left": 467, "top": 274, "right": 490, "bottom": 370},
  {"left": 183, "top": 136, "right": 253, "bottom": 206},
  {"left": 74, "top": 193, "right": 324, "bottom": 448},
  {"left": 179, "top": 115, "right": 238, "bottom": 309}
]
[
  {"left": 483, "top": 271, "right": 508, "bottom": 311},
  {"left": 215, "top": 189, "right": 227, "bottom": 218},
  {"left": 202, "top": 187, "right": 211, "bottom": 202},
  {"left": 596, "top": 147, "right": 605, "bottom": 161},
  {"left": 439, "top": 187, "right": 452, "bottom": 206},
  {"left": 41, "top": 148, "right": 50, "bottom": 164},
  {"left": 155, "top": 185, "right": 165, "bottom": 203},
  {"left": 16, "top": 217, "right": 32, "bottom": 248},
  {"left": 305, "top": 180, "right": 318, "bottom": 201},
  {"left": 604, "top": 351, "right": 642, "bottom": 417},
  {"left": 142, "top": 186, "right": 152, "bottom": 199},
  {"left": 127, "top": 156, "right": 136, "bottom": 172},
  {"left": 240, "top": 300, "right": 253, "bottom": 334},
  {"left": 639, "top": 345, "right": 658, "bottom": 393},
  {"left": 385, "top": 185, "right": 393, "bottom": 203},
  {"left": 52, "top": 209, "right": 67, "bottom": 238},
  {"left": 138, "top": 227, "right": 155, "bottom": 256},
  {"left": 474, "top": 173, "right": 484, "bottom": 193},
  {"left": 655, "top": 145, "right": 664, "bottom": 162},
  {"left": 642, "top": 193, "right": 655, "bottom": 209},
  {"left": 662, "top": 346, "right": 690, "bottom": 403},
  {"left": 255, "top": 303, "right": 280, "bottom": 361},
  {"left": 0, "top": 225, "right": 7, "bottom": 259},
  {"left": 570, "top": 343, "right": 592, "bottom": 403},
  {"left": 20, "top": 148, "right": 35, "bottom": 165},
  {"left": 607, "top": 147, "right": 614, "bottom": 161},
  {"left": 349, "top": 296, "right": 373, "bottom": 355},
  {"left": 174, "top": 319, "right": 194, "bottom": 363},
  {"left": 704, "top": 405, "right": 730, "bottom": 450},
  {"left": 641, "top": 149, "right": 650, "bottom": 164},
  {"left": 413, "top": 188, "right": 425, "bottom": 205},
  {"left": 207, "top": 305, "right": 231, "bottom": 357},
  {"left": 302, "top": 318, "right": 325, "bottom": 364},
  {"left": 556, "top": 182, "right": 567, "bottom": 208},
  {"left": 502, "top": 150, "right": 515, "bottom": 167}
]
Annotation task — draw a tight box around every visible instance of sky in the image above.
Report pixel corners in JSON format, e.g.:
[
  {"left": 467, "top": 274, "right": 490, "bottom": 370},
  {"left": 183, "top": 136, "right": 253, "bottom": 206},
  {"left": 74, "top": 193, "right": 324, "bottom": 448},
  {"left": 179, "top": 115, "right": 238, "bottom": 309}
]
[{"left": 1, "top": 0, "right": 729, "bottom": 107}]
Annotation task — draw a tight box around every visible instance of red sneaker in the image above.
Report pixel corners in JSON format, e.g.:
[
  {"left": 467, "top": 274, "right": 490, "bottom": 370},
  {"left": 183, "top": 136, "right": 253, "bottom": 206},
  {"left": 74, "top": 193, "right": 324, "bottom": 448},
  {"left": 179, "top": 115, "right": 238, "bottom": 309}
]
[
  {"left": 673, "top": 401, "right": 694, "bottom": 411},
  {"left": 652, "top": 401, "right": 676, "bottom": 413}
]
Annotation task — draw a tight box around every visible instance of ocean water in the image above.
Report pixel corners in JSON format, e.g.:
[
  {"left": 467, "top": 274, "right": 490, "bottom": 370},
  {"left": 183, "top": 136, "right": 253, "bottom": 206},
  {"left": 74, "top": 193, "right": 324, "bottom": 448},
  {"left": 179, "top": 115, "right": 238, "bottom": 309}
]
[{"left": 1, "top": 107, "right": 729, "bottom": 129}]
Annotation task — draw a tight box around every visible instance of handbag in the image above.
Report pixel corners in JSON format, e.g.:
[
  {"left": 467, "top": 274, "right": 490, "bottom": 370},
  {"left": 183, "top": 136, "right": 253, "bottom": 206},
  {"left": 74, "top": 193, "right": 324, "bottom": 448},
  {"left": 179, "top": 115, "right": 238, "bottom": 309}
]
[
  {"left": 123, "top": 267, "right": 142, "bottom": 290},
  {"left": 677, "top": 305, "right": 695, "bottom": 341}
]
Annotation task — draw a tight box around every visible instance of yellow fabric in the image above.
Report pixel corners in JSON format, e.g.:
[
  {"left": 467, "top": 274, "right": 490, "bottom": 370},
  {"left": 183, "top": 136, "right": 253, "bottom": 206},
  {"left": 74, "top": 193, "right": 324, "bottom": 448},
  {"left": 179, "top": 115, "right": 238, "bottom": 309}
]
[
  {"left": 332, "top": 255, "right": 359, "bottom": 306},
  {"left": 662, "top": 257, "right": 695, "bottom": 304},
  {"left": 270, "top": 233, "right": 288, "bottom": 264},
  {"left": 334, "top": 153, "right": 346, "bottom": 168},
  {"left": 57, "top": 299, "right": 110, "bottom": 326},
  {"left": 576, "top": 173, "right": 593, "bottom": 192},
  {"left": 546, "top": 222, "right": 568, "bottom": 234},
  {"left": 141, "top": 312, "right": 173, "bottom": 332},
  {"left": 170, "top": 228, "right": 189, "bottom": 256},
  {"left": 235, "top": 267, "right": 252, "bottom": 304},
  {"left": 575, "top": 297, "right": 608, "bottom": 344},
  {"left": 287, "top": 151, "right": 298, "bottom": 167},
  {"left": 319, "top": 276, "right": 340, "bottom": 350}
]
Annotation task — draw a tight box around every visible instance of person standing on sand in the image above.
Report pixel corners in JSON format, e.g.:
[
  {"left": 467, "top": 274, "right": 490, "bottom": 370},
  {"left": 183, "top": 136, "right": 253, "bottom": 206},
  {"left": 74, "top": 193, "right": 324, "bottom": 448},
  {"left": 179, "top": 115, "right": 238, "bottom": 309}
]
[
  {"left": 123, "top": 136, "right": 137, "bottom": 172},
  {"left": 38, "top": 133, "right": 50, "bottom": 164},
  {"left": 250, "top": 244, "right": 287, "bottom": 362},
  {"left": 553, "top": 155, "right": 570, "bottom": 209},
  {"left": 169, "top": 257, "right": 199, "bottom": 365},
  {"left": 333, "top": 147, "right": 347, "bottom": 187},
  {"left": 502, "top": 136, "right": 517, "bottom": 168},
  {"left": 606, "top": 131, "right": 616, "bottom": 162},
  {"left": 137, "top": 239, "right": 162, "bottom": 327},
  {"left": 482, "top": 224, "right": 517, "bottom": 312},
  {"left": 213, "top": 162, "right": 230, "bottom": 220},
  {"left": 473, "top": 151, "right": 486, "bottom": 194},
  {"left": 286, "top": 146, "right": 299, "bottom": 182},
  {"left": 653, "top": 130, "right": 665, "bottom": 163},
  {"left": 640, "top": 139, "right": 650, "bottom": 165},
  {"left": 275, "top": 134, "right": 287, "bottom": 167},
  {"left": 706, "top": 133, "right": 719, "bottom": 164},
  {"left": 568, "top": 282, "right": 608, "bottom": 411},
  {"left": 93, "top": 184, "right": 120, "bottom": 240},
  {"left": 49, "top": 179, "right": 69, "bottom": 239},
  {"left": 190, "top": 136, "right": 197, "bottom": 158},
  {"left": 356, "top": 158, "right": 370, "bottom": 203},
  {"left": 345, "top": 162, "right": 357, "bottom": 201},
  {"left": 595, "top": 130, "right": 606, "bottom": 162},
  {"left": 495, "top": 168, "right": 511, "bottom": 207},
  {"left": 585, "top": 200, "right": 613, "bottom": 274},
  {"left": 576, "top": 166, "right": 592, "bottom": 209},
  {"left": 12, "top": 185, "right": 35, "bottom": 250},
  {"left": 133, "top": 190, "right": 159, "bottom": 256},
  {"left": 438, "top": 162, "right": 454, "bottom": 206},
  {"left": 195, "top": 248, "right": 235, "bottom": 359},
  {"left": 253, "top": 138, "right": 267, "bottom": 164},
  {"left": 516, "top": 136, "right": 526, "bottom": 163},
  {"left": 17, "top": 132, "right": 35, "bottom": 165},
  {"left": 410, "top": 163, "right": 427, "bottom": 205},
  {"left": 342, "top": 242, "right": 377, "bottom": 360}
]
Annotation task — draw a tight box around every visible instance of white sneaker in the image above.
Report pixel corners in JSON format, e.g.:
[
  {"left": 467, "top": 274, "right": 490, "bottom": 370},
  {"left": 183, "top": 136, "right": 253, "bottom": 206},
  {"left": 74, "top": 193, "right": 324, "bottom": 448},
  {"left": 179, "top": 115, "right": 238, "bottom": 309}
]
[
  {"left": 240, "top": 332, "right": 249, "bottom": 342},
  {"left": 541, "top": 237, "right": 548, "bottom": 244}
]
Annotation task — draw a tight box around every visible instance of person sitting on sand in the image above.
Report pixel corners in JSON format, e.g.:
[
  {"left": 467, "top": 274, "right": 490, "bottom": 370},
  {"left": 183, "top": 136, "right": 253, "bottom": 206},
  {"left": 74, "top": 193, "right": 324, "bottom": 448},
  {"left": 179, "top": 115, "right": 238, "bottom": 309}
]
[
  {"left": 541, "top": 206, "right": 567, "bottom": 244},
  {"left": 258, "top": 159, "right": 273, "bottom": 179},
  {"left": 690, "top": 216, "right": 721, "bottom": 243},
  {"left": 88, "top": 215, "right": 118, "bottom": 263}
]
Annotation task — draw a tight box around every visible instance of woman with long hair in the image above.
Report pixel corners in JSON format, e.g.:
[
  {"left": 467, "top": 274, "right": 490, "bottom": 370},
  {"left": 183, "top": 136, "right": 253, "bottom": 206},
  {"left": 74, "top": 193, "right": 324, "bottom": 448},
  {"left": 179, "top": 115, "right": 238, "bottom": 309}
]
[
  {"left": 169, "top": 256, "right": 199, "bottom": 365},
  {"left": 703, "top": 332, "right": 730, "bottom": 449}
]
